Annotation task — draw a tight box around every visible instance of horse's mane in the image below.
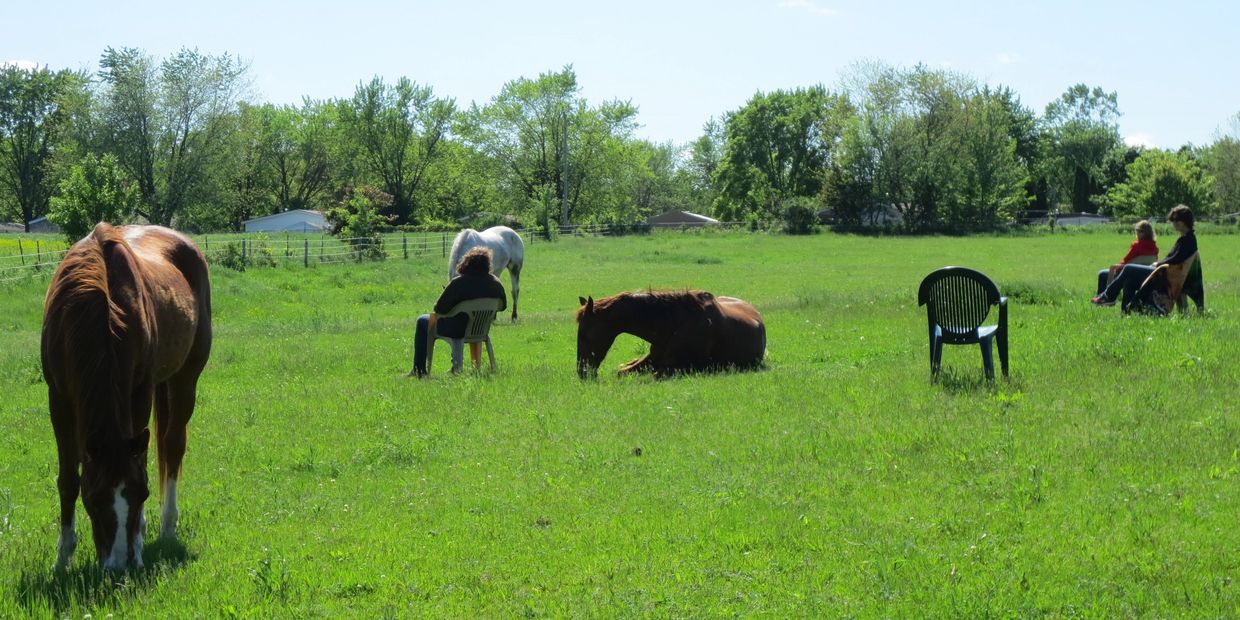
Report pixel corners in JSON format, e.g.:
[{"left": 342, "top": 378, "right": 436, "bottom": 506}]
[
  {"left": 44, "top": 224, "right": 135, "bottom": 456},
  {"left": 576, "top": 290, "right": 713, "bottom": 323}
]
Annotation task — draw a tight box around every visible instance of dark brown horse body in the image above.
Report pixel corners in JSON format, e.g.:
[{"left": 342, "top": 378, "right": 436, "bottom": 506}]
[
  {"left": 43, "top": 223, "right": 211, "bottom": 570},
  {"left": 576, "top": 291, "right": 765, "bottom": 378}
]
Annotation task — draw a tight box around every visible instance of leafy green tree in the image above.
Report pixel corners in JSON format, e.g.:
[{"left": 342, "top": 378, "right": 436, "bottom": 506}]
[
  {"left": 712, "top": 86, "right": 852, "bottom": 223},
  {"left": 1102, "top": 148, "right": 1212, "bottom": 218},
  {"left": 1205, "top": 114, "right": 1240, "bottom": 215},
  {"left": 336, "top": 77, "right": 454, "bottom": 225},
  {"left": 97, "top": 47, "right": 248, "bottom": 226},
  {"left": 0, "top": 65, "right": 83, "bottom": 230},
  {"left": 1041, "top": 84, "right": 1121, "bottom": 213},
  {"left": 683, "top": 117, "right": 724, "bottom": 212},
  {"left": 47, "top": 152, "right": 138, "bottom": 239},
  {"left": 459, "top": 66, "right": 638, "bottom": 225}
]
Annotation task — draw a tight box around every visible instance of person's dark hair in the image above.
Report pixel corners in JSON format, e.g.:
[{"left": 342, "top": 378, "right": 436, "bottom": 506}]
[
  {"left": 1168, "top": 204, "right": 1194, "bottom": 230},
  {"left": 457, "top": 247, "right": 493, "bottom": 276}
]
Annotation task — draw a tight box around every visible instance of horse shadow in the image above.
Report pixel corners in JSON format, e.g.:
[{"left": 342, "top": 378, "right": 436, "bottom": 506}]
[{"left": 12, "top": 538, "right": 194, "bottom": 615}]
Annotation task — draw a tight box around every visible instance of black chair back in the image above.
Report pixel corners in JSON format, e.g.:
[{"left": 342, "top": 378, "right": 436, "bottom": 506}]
[{"left": 918, "top": 267, "right": 1001, "bottom": 343}]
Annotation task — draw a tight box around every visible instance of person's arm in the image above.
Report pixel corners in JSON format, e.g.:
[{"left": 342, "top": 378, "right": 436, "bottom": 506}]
[
  {"left": 495, "top": 281, "right": 507, "bottom": 312},
  {"left": 434, "top": 280, "right": 463, "bottom": 315}
]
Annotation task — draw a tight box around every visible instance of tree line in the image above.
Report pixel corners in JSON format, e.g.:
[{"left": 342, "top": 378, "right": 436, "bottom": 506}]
[{"left": 2, "top": 49, "right": 1238, "bottom": 237}]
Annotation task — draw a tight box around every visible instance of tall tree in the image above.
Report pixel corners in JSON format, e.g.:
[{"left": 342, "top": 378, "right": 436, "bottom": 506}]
[
  {"left": 459, "top": 66, "right": 638, "bottom": 225},
  {"left": 337, "top": 77, "right": 454, "bottom": 224},
  {"left": 98, "top": 47, "right": 248, "bottom": 226},
  {"left": 1041, "top": 84, "right": 1121, "bottom": 213},
  {"left": 1205, "top": 113, "right": 1240, "bottom": 215},
  {"left": 712, "top": 86, "right": 852, "bottom": 222},
  {"left": 683, "top": 117, "right": 724, "bottom": 212},
  {"left": 0, "top": 65, "right": 82, "bottom": 230}
]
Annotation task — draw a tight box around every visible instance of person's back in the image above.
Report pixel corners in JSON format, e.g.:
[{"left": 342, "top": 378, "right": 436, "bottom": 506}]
[{"left": 434, "top": 270, "right": 507, "bottom": 337}]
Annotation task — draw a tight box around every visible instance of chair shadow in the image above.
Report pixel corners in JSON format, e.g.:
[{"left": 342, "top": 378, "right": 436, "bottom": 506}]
[
  {"left": 13, "top": 538, "right": 194, "bottom": 615},
  {"left": 934, "top": 368, "right": 1008, "bottom": 393}
]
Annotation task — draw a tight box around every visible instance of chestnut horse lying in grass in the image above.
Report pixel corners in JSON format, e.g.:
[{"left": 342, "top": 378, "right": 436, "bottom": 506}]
[
  {"left": 575, "top": 290, "right": 765, "bottom": 378},
  {"left": 42, "top": 223, "right": 211, "bottom": 571}
]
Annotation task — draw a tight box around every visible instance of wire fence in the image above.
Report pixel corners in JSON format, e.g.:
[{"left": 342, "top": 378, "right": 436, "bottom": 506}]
[{"left": 0, "top": 223, "right": 750, "bottom": 286}]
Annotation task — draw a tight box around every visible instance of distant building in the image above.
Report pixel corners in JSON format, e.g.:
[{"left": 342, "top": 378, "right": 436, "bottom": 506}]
[
  {"left": 26, "top": 216, "right": 61, "bottom": 234},
  {"left": 647, "top": 209, "right": 719, "bottom": 228},
  {"left": 1055, "top": 212, "right": 1111, "bottom": 226},
  {"left": 0, "top": 222, "right": 23, "bottom": 233},
  {"left": 243, "top": 209, "right": 327, "bottom": 233}
]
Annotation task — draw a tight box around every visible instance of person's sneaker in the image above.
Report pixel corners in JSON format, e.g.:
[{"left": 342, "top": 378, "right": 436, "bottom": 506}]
[{"left": 1091, "top": 295, "right": 1115, "bottom": 306}]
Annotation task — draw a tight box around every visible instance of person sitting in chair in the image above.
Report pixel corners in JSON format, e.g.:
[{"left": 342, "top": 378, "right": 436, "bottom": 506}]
[
  {"left": 410, "top": 247, "right": 507, "bottom": 377},
  {"left": 1094, "top": 219, "right": 1159, "bottom": 302},
  {"left": 1092, "top": 205, "right": 1196, "bottom": 308}
]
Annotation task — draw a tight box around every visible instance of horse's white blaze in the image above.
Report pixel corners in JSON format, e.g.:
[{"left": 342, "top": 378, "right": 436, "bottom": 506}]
[
  {"left": 160, "top": 477, "right": 179, "bottom": 539},
  {"left": 102, "top": 483, "right": 129, "bottom": 570},
  {"left": 55, "top": 516, "right": 76, "bottom": 569}
]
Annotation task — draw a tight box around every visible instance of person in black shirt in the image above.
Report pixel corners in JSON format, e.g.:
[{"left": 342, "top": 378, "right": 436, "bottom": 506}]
[
  {"left": 1092, "top": 205, "right": 1197, "bottom": 307},
  {"left": 410, "top": 247, "right": 507, "bottom": 376}
]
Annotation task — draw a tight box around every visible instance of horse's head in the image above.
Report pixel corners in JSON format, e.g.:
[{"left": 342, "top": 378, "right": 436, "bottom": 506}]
[
  {"left": 576, "top": 296, "right": 615, "bottom": 379},
  {"left": 81, "top": 428, "right": 150, "bottom": 571}
]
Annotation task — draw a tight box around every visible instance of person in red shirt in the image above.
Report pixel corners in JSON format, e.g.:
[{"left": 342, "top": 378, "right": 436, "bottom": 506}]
[{"left": 1094, "top": 219, "right": 1159, "bottom": 301}]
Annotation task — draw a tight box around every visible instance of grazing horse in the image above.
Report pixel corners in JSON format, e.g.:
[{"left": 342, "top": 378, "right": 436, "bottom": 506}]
[
  {"left": 576, "top": 291, "right": 766, "bottom": 378},
  {"left": 448, "top": 226, "right": 524, "bottom": 320},
  {"left": 42, "top": 223, "right": 211, "bottom": 571}
]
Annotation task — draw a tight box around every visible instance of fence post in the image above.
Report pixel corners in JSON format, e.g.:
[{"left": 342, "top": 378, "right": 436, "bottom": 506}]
[
  {"left": 242, "top": 239, "right": 247, "bottom": 261},
  {"left": 304, "top": 239, "right": 309, "bottom": 268},
  {"left": 35, "top": 240, "right": 41, "bottom": 260},
  {"left": 403, "top": 234, "right": 408, "bottom": 259},
  {"left": 357, "top": 240, "right": 362, "bottom": 263},
  {"left": 442, "top": 233, "right": 447, "bottom": 257},
  {"left": 17, "top": 239, "right": 24, "bottom": 266}
]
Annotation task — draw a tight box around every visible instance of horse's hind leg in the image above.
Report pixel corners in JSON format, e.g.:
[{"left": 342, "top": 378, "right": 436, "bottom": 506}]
[
  {"left": 50, "top": 390, "right": 79, "bottom": 569},
  {"left": 154, "top": 374, "right": 198, "bottom": 540},
  {"left": 509, "top": 263, "right": 521, "bottom": 321}
]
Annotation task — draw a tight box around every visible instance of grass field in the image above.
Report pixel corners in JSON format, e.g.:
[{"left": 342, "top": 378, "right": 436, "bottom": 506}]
[{"left": 1, "top": 229, "right": 1238, "bottom": 617}]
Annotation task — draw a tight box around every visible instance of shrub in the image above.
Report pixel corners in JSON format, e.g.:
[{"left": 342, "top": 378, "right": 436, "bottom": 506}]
[{"left": 780, "top": 197, "right": 820, "bottom": 235}]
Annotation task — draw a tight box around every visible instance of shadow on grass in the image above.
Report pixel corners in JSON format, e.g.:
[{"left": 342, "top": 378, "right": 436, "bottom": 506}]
[
  {"left": 12, "top": 538, "right": 194, "bottom": 615},
  {"left": 934, "top": 367, "right": 1014, "bottom": 394}
]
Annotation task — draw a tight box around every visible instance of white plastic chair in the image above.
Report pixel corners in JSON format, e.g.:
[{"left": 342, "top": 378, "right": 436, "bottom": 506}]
[{"left": 425, "top": 298, "right": 500, "bottom": 374}]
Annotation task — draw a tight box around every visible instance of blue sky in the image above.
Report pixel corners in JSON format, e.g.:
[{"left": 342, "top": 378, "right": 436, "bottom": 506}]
[{"left": 8, "top": 0, "right": 1239, "bottom": 148}]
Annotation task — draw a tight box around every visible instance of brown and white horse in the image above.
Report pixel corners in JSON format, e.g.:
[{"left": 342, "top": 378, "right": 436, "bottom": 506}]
[
  {"left": 42, "top": 223, "right": 211, "bottom": 571},
  {"left": 576, "top": 290, "right": 766, "bottom": 378}
]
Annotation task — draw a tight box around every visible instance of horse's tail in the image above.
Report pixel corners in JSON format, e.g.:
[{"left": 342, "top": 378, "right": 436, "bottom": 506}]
[{"left": 447, "top": 229, "right": 476, "bottom": 281}]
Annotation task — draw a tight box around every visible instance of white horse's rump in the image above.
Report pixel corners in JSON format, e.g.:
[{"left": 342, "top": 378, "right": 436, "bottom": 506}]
[{"left": 448, "top": 226, "right": 525, "bottom": 320}]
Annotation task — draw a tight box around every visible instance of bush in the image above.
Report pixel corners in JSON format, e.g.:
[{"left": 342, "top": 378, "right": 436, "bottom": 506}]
[
  {"left": 213, "top": 239, "right": 276, "bottom": 272},
  {"left": 780, "top": 198, "right": 820, "bottom": 235},
  {"left": 325, "top": 186, "right": 393, "bottom": 261}
]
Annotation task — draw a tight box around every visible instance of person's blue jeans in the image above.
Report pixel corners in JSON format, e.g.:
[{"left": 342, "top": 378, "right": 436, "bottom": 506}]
[
  {"left": 1099, "top": 263, "right": 1155, "bottom": 306},
  {"left": 411, "top": 314, "right": 465, "bottom": 377}
]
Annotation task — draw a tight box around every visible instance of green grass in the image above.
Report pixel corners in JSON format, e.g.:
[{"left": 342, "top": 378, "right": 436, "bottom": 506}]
[{"left": 1, "top": 229, "right": 1238, "bottom": 617}]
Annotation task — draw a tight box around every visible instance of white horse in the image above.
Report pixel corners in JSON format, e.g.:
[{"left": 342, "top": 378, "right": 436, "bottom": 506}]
[{"left": 448, "top": 226, "right": 525, "bottom": 320}]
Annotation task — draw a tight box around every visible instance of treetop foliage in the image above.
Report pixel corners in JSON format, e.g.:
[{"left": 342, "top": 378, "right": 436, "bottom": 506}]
[{"left": 1, "top": 51, "right": 1237, "bottom": 234}]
